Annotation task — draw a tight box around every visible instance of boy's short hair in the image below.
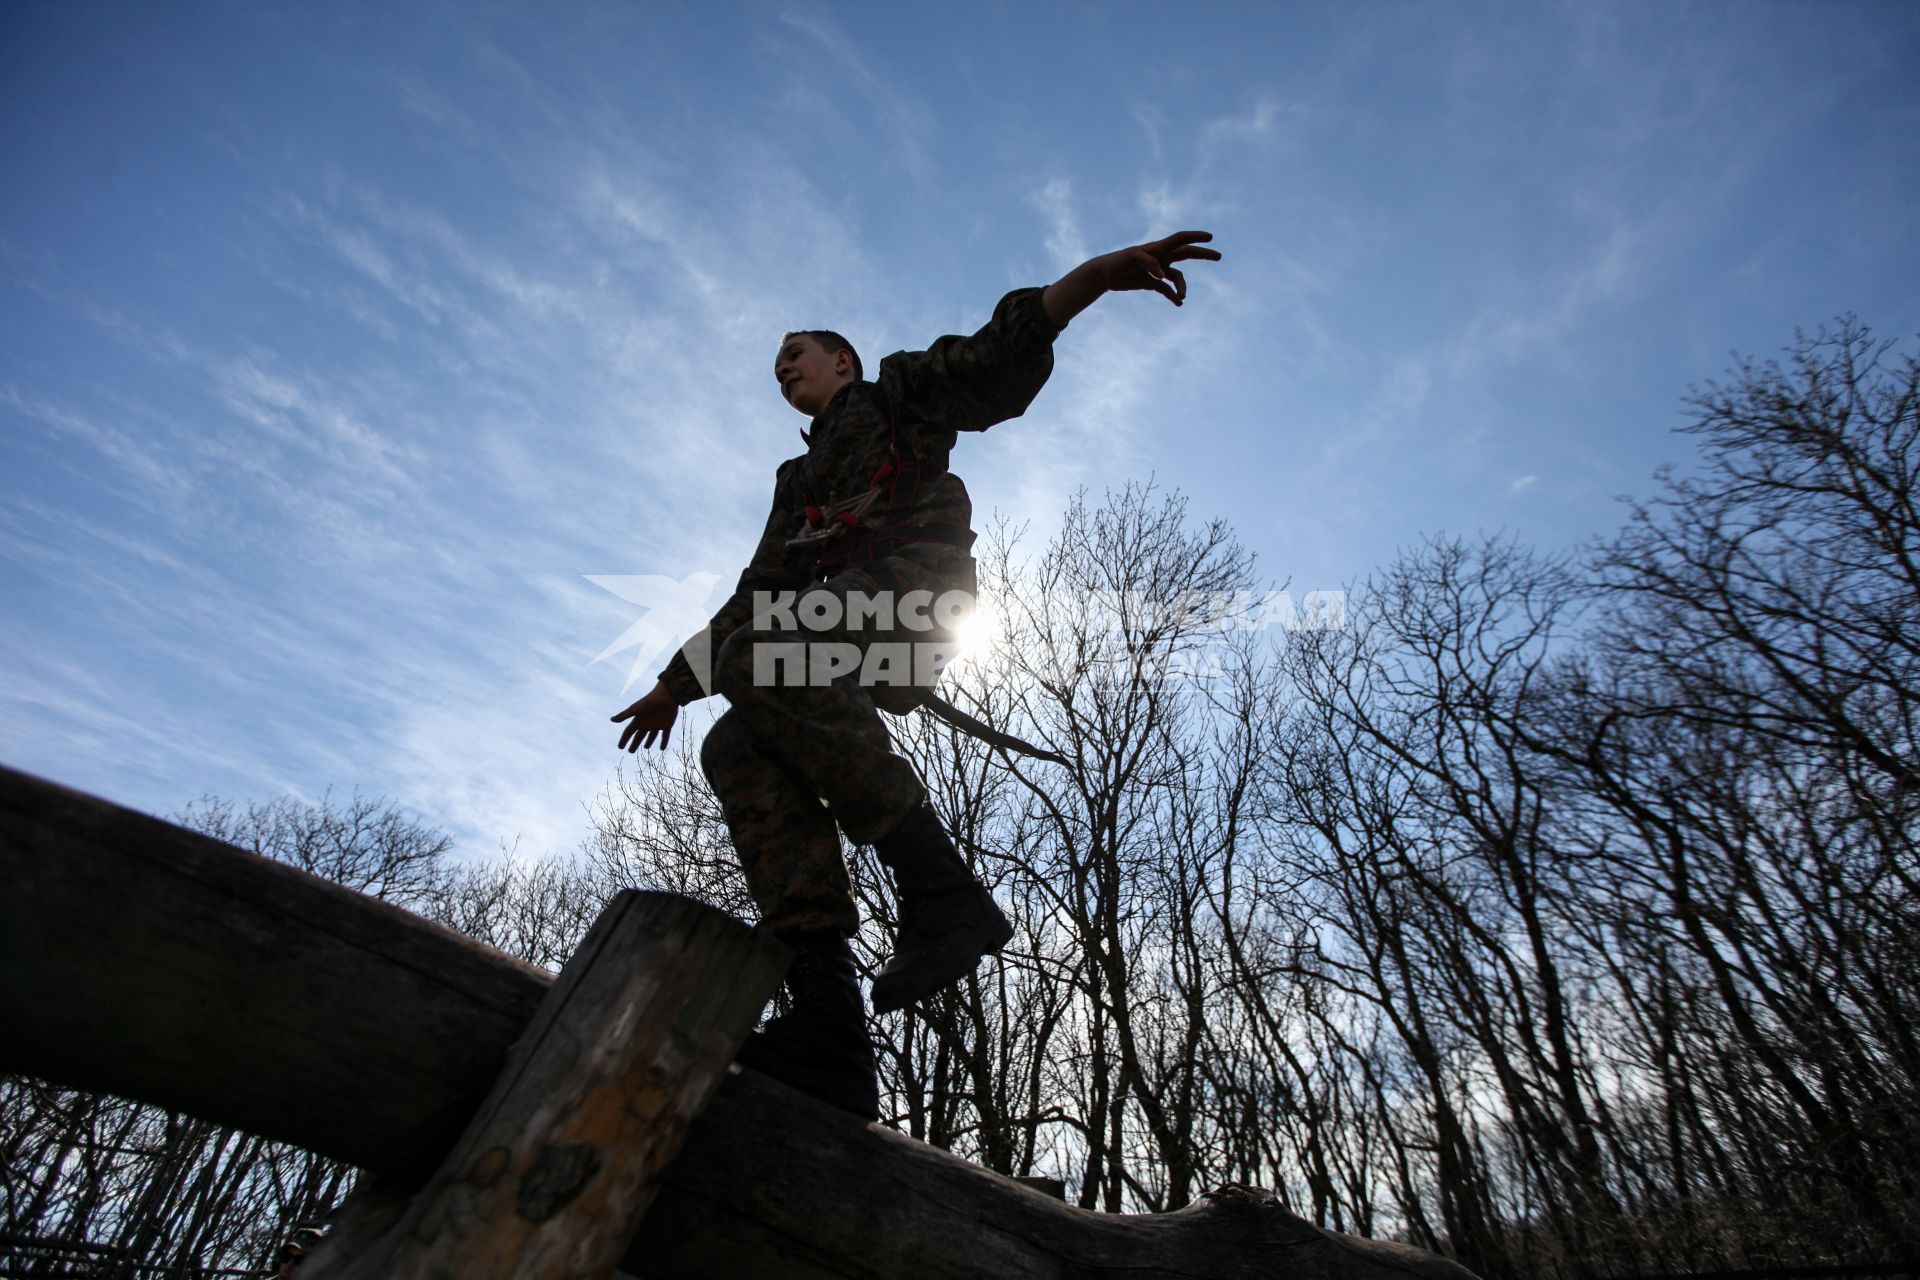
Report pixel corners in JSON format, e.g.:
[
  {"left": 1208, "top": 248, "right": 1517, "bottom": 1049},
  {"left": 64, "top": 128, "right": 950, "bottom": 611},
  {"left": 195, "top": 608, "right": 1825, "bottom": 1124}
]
[{"left": 783, "top": 329, "right": 862, "bottom": 382}]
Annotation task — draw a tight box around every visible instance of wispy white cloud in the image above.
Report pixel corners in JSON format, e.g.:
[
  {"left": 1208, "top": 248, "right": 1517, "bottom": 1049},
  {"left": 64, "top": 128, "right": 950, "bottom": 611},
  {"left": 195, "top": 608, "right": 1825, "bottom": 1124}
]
[
  {"left": 774, "top": 9, "right": 934, "bottom": 181},
  {"left": 387, "top": 72, "right": 485, "bottom": 145},
  {"left": 1451, "top": 217, "right": 1647, "bottom": 371},
  {"left": 1033, "top": 178, "right": 1087, "bottom": 274},
  {"left": 216, "top": 353, "right": 426, "bottom": 494},
  {"left": 1202, "top": 96, "right": 1292, "bottom": 147},
  {"left": 1135, "top": 181, "right": 1199, "bottom": 234},
  {"left": 2, "top": 387, "right": 196, "bottom": 506}
]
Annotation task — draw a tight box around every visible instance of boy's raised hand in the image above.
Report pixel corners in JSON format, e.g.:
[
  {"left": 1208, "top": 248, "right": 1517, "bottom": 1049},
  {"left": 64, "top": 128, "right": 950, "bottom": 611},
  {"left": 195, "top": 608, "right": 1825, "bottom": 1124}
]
[
  {"left": 1098, "top": 230, "right": 1221, "bottom": 306},
  {"left": 1043, "top": 230, "right": 1221, "bottom": 326}
]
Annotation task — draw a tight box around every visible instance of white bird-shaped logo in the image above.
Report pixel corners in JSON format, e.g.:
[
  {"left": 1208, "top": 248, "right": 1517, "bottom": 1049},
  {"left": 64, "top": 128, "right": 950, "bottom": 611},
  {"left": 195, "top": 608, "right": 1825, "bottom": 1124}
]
[{"left": 586, "top": 572, "right": 725, "bottom": 693}]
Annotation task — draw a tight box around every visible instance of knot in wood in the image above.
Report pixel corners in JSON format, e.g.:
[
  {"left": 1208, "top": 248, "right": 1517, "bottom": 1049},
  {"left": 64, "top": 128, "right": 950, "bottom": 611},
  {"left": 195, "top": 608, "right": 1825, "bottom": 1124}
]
[
  {"left": 467, "top": 1145, "right": 511, "bottom": 1187},
  {"left": 515, "top": 1142, "right": 600, "bottom": 1223},
  {"left": 1205, "top": 1183, "right": 1281, "bottom": 1215}
]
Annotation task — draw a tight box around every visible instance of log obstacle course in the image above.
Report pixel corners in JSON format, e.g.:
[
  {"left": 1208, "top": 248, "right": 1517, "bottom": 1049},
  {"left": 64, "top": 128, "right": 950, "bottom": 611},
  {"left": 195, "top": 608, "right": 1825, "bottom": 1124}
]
[{"left": 0, "top": 764, "right": 1481, "bottom": 1279}]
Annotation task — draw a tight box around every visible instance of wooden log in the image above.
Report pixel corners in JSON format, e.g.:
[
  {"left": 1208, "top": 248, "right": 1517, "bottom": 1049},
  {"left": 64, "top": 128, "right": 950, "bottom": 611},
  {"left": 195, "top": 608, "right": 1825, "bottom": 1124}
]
[
  {"left": 636, "top": 1073, "right": 1480, "bottom": 1280},
  {"left": 0, "top": 765, "right": 1480, "bottom": 1280},
  {"left": 0, "top": 764, "right": 550, "bottom": 1179},
  {"left": 306, "top": 892, "right": 787, "bottom": 1280}
]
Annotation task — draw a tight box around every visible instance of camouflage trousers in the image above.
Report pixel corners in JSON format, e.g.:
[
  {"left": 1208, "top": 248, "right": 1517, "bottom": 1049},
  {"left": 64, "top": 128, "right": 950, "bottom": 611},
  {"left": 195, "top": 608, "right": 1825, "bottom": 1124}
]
[{"left": 700, "top": 567, "right": 962, "bottom": 939}]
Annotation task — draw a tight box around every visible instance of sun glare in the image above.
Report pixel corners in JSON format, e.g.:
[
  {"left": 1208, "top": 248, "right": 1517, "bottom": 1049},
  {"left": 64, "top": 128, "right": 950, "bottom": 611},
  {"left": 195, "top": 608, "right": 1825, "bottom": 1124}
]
[{"left": 946, "top": 600, "right": 1000, "bottom": 672}]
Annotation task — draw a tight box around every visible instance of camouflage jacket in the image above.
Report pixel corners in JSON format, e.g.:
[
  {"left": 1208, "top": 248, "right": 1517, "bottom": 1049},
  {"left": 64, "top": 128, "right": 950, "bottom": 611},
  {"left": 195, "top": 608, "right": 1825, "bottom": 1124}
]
[{"left": 658, "top": 286, "right": 1062, "bottom": 704}]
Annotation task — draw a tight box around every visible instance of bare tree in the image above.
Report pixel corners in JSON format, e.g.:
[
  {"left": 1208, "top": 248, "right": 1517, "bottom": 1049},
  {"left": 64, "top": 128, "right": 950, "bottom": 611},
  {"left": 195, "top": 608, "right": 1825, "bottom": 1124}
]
[{"left": 1539, "top": 319, "right": 1920, "bottom": 1263}]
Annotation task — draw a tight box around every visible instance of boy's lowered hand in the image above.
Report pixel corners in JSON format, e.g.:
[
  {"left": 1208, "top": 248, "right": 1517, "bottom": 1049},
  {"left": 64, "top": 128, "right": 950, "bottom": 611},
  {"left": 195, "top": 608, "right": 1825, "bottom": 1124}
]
[{"left": 612, "top": 680, "right": 679, "bottom": 753}]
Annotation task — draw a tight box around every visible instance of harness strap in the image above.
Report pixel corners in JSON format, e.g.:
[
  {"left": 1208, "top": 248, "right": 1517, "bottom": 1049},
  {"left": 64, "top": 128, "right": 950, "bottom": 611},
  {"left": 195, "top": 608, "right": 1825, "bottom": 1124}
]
[
  {"left": 867, "top": 380, "right": 923, "bottom": 528},
  {"left": 797, "top": 379, "right": 968, "bottom": 575}
]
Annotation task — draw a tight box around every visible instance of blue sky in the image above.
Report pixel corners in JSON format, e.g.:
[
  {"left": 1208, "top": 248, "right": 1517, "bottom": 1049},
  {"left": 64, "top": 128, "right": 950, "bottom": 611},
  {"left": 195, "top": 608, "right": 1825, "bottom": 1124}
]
[{"left": 4, "top": 1, "right": 1917, "bottom": 858}]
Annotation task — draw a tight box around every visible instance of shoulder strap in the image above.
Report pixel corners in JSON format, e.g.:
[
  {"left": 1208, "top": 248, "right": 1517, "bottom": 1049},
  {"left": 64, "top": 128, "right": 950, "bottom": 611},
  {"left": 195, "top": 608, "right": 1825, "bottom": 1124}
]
[
  {"left": 864, "top": 380, "right": 908, "bottom": 460},
  {"left": 862, "top": 379, "right": 923, "bottom": 523}
]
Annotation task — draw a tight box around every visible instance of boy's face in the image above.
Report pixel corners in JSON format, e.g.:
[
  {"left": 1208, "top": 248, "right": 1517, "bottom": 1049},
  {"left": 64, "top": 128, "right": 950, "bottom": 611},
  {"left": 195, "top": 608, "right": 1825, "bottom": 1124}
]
[{"left": 774, "top": 334, "right": 853, "bottom": 417}]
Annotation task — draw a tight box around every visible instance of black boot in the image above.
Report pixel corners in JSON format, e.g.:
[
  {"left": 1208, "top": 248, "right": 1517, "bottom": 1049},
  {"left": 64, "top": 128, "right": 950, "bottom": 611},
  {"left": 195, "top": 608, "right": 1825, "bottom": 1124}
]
[
  {"left": 735, "top": 933, "right": 879, "bottom": 1121},
  {"left": 870, "top": 804, "right": 1014, "bottom": 1014}
]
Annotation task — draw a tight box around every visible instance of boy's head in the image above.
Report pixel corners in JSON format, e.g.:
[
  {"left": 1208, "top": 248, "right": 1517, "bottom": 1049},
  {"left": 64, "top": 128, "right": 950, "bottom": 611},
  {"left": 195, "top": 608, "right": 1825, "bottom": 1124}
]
[{"left": 775, "top": 330, "right": 861, "bottom": 416}]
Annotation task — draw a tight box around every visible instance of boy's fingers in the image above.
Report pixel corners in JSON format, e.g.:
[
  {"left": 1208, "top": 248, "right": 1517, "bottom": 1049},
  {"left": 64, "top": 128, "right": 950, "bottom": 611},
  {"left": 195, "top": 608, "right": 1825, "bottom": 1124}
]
[{"left": 1166, "top": 265, "right": 1187, "bottom": 301}]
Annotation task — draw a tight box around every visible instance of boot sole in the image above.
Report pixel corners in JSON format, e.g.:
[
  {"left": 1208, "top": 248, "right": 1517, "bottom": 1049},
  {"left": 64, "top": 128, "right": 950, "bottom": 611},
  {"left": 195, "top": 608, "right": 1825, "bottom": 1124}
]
[{"left": 870, "top": 911, "right": 1015, "bottom": 1014}]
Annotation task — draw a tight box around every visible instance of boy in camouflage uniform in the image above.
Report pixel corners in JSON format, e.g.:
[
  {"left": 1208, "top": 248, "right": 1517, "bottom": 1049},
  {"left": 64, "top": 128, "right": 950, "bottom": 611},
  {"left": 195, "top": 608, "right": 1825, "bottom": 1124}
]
[{"left": 614, "top": 230, "right": 1219, "bottom": 1118}]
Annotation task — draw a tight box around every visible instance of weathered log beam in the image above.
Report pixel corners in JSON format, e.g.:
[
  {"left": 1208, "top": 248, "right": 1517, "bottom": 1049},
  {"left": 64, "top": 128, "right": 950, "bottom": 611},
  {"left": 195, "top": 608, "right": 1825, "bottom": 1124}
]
[
  {"left": 0, "top": 765, "right": 1478, "bottom": 1279},
  {"left": 636, "top": 1072, "right": 1477, "bottom": 1279},
  {"left": 0, "top": 764, "right": 550, "bottom": 1178}
]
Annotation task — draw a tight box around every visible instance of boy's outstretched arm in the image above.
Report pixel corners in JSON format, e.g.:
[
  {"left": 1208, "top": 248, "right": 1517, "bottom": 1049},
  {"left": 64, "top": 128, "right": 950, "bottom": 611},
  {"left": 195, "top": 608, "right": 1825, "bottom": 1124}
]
[{"left": 1042, "top": 230, "right": 1221, "bottom": 328}]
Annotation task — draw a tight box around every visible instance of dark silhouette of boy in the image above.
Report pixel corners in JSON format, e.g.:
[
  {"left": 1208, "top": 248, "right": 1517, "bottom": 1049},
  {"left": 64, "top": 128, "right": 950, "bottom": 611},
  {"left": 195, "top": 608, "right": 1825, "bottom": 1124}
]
[{"left": 614, "top": 231, "right": 1220, "bottom": 1118}]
